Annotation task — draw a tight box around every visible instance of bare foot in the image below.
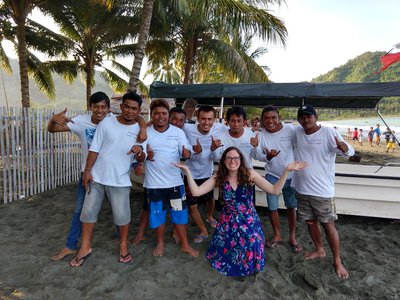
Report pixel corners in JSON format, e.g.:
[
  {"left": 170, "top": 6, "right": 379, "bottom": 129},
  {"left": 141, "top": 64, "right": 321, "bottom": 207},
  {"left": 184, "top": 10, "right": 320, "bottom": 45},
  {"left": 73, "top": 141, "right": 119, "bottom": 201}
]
[
  {"left": 130, "top": 234, "right": 145, "bottom": 245},
  {"left": 181, "top": 245, "right": 199, "bottom": 258},
  {"left": 153, "top": 243, "right": 164, "bottom": 257},
  {"left": 334, "top": 262, "right": 349, "bottom": 279},
  {"left": 51, "top": 247, "right": 76, "bottom": 261},
  {"left": 305, "top": 250, "right": 326, "bottom": 260}
]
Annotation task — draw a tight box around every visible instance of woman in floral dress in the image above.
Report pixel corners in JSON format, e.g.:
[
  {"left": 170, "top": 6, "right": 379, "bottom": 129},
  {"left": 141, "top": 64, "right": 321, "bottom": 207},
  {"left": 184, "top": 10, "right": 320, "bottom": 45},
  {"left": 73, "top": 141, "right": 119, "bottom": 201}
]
[{"left": 174, "top": 146, "right": 307, "bottom": 277}]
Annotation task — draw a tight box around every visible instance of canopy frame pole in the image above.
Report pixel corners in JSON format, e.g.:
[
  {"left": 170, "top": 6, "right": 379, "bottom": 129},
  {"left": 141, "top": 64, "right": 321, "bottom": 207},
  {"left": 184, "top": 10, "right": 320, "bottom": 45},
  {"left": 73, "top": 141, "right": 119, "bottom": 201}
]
[
  {"left": 376, "top": 101, "right": 400, "bottom": 146},
  {"left": 219, "top": 97, "right": 224, "bottom": 123}
]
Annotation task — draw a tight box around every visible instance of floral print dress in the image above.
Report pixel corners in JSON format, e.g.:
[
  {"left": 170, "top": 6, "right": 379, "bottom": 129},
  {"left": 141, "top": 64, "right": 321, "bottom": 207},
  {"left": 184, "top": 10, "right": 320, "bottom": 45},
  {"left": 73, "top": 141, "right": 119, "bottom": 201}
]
[{"left": 206, "top": 181, "right": 265, "bottom": 276}]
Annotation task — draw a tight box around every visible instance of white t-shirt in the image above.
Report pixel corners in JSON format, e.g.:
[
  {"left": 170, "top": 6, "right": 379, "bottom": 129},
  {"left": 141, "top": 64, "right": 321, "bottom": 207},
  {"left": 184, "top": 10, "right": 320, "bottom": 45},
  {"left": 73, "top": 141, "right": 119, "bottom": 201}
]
[
  {"left": 89, "top": 114, "right": 141, "bottom": 187},
  {"left": 291, "top": 126, "right": 354, "bottom": 198},
  {"left": 144, "top": 125, "right": 191, "bottom": 189},
  {"left": 254, "top": 124, "right": 295, "bottom": 179},
  {"left": 67, "top": 114, "right": 104, "bottom": 172},
  {"left": 183, "top": 122, "right": 227, "bottom": 179},
  {"left": 210, "top": 128, "right": 256, "bottom": 168}
]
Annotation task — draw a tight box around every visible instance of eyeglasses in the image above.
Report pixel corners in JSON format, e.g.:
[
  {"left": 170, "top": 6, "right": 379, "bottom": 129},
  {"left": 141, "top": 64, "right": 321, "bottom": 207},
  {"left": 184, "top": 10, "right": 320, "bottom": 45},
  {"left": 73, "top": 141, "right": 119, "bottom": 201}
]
[{"left": 225, "top": 156, "right": 240, "bottom": 162}]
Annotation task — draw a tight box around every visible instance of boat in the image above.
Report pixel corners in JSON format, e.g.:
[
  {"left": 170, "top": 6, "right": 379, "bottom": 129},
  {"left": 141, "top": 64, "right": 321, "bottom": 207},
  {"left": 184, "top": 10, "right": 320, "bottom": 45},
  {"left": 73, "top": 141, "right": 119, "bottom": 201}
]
[{"left": 144, "top": 81, "right": 400, "bottom": 219}]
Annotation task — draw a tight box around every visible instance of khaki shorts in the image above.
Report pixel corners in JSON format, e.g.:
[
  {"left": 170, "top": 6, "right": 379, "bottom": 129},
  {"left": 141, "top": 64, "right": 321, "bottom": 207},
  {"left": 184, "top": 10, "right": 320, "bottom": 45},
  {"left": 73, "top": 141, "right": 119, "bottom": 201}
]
[{"left": 295, "top": 192, "right": 337, "bottom": 223}]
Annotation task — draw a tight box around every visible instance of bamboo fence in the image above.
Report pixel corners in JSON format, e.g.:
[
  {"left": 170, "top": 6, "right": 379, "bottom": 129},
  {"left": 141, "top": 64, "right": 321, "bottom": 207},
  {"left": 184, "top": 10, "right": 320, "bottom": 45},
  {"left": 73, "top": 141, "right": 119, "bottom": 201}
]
[{"left": 0, "top": 107, "right": 86, "bottom": 204}]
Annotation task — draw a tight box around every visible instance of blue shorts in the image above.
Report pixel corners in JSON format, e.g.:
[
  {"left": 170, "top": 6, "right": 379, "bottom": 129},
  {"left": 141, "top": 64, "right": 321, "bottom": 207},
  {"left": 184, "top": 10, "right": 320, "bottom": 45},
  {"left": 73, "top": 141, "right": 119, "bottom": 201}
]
[
  {"left": 265, "top": 174, "right": 297, "bottom": 211},
  {"left": 146, "top": 185, "right": 188, "bottom": 228}
]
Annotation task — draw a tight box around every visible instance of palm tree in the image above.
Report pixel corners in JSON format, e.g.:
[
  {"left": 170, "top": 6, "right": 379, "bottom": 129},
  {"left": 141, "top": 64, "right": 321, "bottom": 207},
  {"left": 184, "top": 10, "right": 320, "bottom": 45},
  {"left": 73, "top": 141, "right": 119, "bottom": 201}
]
[
  {"left": 0, "top": 2, "right": 62, "bottom": 105},
  {"left": 39, "top": 0, "right": 141, "bottom": 109},
  {"left": 1, "top": 0, "right": 41, "bottom": 107},
  {"left": 127, "top": 0, "right": 155, "bottom": 93},
  {"left": 148, "top": 0, "right": 287, "bottom": 84}
]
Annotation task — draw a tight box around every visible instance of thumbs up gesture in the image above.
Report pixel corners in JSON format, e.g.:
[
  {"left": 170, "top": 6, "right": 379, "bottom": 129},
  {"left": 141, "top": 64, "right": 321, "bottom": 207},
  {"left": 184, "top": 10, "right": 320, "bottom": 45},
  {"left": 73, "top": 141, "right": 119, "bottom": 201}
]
[
  {"left": 250, "top": 133, "right": 259, "bottom": 148},
  {"left": 192, "top": 138, "right": 203, "bottom": 154},
  {"left": 264, "top": 147, "right": 281, "bottom": 161},
  {"left": 146, "top": 144, "right": 154, "bottom": 161},
  {"left": 335, "top": 136, "right": 348, "bottom": 153},
  {"left": 210, "top": 135, "right": 223, "bottom": 151},
  {"left": 182, "top": 145, "right": 191, "bottom": 159}
]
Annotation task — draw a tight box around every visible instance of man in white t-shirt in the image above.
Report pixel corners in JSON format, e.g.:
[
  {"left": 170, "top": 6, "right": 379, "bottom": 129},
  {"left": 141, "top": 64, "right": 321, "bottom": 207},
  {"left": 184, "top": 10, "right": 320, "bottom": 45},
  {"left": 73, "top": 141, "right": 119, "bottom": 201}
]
[
  {"left": 252, "top": 106, "right": 302, "bottom": 253},
  {"left": 183, "top": 105, "right": 227, "bottom": 243},
  {"left": 144, "top": 99, "right": 199, "bottom": 258},
  {"left": 292, "top": 104, "right": 354, "bottom": 279},
  {"left": 69, "top": 92, "right": 146, "bottom": 267},
  {"left": 47, "top": 92, "right": 111, "bottom": 261},
  {"left": 210, "top": 106, "right": 256, "bottom": 169}
]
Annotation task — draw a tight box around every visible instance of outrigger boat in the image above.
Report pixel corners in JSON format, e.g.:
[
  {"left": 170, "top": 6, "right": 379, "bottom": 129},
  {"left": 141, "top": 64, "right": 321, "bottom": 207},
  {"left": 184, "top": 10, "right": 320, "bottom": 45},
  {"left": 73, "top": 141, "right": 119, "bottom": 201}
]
[{"left": 147, "top": 81, "right": 400, "bottom": 219}]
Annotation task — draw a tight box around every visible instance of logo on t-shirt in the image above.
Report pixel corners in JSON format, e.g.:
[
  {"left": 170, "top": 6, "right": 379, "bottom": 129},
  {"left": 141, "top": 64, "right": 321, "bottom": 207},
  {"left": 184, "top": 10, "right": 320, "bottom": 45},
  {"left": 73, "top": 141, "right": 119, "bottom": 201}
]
[{"left": 85, "top": 128, "right": 96, "bottom": 147}]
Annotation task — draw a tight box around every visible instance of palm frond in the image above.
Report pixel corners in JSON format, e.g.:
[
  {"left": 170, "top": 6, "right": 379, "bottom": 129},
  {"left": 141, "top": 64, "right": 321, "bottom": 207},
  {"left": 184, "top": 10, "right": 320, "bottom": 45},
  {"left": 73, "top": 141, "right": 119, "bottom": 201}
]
[{"left": 27, "top": 53, "right": 56, "bottom": 99}]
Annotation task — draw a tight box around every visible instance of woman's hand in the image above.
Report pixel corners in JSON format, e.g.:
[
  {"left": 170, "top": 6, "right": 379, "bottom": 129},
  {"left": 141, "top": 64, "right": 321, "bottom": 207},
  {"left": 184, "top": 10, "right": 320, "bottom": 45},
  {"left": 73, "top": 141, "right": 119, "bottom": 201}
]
[
  {"left": 286, "top": 161, "right": 308, "bottom": 171},
  {"left": 172, "top": 162, "right": 190, "bottom": 174}
]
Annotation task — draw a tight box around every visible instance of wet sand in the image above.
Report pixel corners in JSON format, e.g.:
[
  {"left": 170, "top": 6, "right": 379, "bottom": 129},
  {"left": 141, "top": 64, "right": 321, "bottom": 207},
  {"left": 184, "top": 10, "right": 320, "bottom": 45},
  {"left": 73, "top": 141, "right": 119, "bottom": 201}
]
[{"left": 0, "top": 183, "right": 399, "bottom": 299}]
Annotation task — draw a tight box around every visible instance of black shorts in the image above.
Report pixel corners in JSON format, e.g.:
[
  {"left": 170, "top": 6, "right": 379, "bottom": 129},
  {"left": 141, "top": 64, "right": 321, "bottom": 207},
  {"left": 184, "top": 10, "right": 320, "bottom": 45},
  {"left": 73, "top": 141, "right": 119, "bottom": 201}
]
[{"left": 184, "top": 176, "right": 214, "bottom": 206}]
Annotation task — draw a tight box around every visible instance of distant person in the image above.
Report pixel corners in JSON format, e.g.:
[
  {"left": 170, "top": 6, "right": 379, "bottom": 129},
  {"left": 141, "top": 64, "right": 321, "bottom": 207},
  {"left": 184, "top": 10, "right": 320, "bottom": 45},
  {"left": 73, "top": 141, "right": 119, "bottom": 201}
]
[
  {"left": 292, "top": 104, "right": 354, "bottom": 279},
  {"left": 368, "top": 127, "right": 374, "bottom": 147},
  {"left": 374, "top": 124, "right": 381, "bottom": 146},
  {"left": 384, "top": 127, "right": 392, "bottom": 146},
  {"left": 386, "top": 131, "right": 396, "bottom": 153},
  {"left": 358, "top": 128, "right": 363, "bottom": 146},
  {"left": 352, "top": 127, "right": 358, "bottom": 142},
  {"left": 346, "top": 128, "right": 351, "bottom": 141},
  {"left": 174, "top": 147, "right": 307, "bottom": 277}
]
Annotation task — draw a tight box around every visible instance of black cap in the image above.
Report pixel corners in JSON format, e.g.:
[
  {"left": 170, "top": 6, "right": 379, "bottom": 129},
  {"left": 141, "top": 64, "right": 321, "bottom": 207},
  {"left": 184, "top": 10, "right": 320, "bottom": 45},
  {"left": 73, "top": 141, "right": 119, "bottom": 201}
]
[{"left": 297, "top": 104, "right": 317, "bottom": 118}]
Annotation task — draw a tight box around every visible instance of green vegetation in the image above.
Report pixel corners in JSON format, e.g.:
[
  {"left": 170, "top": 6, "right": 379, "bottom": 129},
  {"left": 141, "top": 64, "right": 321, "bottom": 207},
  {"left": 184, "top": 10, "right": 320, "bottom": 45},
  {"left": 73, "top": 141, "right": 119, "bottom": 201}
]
[{"left": 312, "top": 51, "right": 400, "bottom": 120}]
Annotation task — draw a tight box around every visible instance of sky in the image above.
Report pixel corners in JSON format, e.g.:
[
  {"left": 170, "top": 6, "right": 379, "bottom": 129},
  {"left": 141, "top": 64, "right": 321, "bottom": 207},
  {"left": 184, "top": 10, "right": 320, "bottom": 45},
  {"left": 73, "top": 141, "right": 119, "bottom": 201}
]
[
  {"left": 262, "top": 0, "right": 400, "bottom": 82},
  {"left": 2, "top": 0, "right": 400, "bottom": 84}
]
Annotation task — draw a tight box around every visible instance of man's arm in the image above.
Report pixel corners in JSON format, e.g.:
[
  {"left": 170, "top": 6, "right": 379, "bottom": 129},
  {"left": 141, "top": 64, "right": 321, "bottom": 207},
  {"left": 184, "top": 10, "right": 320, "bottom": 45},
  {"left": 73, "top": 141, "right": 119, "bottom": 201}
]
[
  {"left": 82, "top": 151, "right": 99, "bottom": 189},
  {"left": 47, "top": 108, "right": 73, "bottom": 133},
  {"left": 136, "top": 115, "right": 147, "bottom": 143}
]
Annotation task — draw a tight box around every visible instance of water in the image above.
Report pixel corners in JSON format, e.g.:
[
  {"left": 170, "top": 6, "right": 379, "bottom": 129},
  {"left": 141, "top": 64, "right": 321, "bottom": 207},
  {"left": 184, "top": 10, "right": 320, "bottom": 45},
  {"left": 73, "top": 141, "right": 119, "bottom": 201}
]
[{"left": 319, "top": 116, "right": 400, "bottom": 136}]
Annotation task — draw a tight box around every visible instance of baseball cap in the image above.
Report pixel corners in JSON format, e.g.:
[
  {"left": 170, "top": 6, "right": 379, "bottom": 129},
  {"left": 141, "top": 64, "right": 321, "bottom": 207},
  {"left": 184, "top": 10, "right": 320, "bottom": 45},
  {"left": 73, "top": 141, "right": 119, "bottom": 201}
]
[{"left": 297, "top": 104, "right": 317, "bottom": 118}]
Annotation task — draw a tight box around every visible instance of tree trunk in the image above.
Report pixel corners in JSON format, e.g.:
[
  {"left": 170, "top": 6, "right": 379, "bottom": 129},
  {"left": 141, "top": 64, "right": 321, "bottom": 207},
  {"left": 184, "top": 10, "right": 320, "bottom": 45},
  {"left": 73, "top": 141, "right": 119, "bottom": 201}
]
[
  {"left": 127, "top": 0, "right": 155, "bottom": 93},
  {"left": 183, "top": 35, "right": 197, "bottom": 84},
  {"left": 15, "top": 15, "right": 30, "bottom": 107},
  {"left": 86, "top": 67, "right": 93, "bottom": 111}
]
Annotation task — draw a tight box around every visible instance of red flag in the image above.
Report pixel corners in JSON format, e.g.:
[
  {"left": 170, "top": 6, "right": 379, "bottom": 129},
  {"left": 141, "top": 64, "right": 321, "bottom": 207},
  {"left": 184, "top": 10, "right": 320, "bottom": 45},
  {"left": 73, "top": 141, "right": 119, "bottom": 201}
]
[{"left": 380, "top": 52, "right": 400, "bottom": 71}]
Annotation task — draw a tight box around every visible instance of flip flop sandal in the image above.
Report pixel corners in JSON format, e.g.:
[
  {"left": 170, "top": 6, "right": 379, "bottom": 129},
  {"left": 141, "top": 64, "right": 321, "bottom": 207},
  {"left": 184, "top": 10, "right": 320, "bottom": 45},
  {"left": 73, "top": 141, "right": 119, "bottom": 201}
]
[
  {"left": 206, "top": 218, "right": 218, "bottom": 228},
  {"left": 69, "top": 251, "right": 92, "bottom": 267},
  {"left": 118, "top": 252, "right": 133, "bottom": 264},
  {"left": 194, "top": 234, "right": 209, "bottom": 244},
  {"left": 289, "top": 243, "right": 303, "bottom": 253}
]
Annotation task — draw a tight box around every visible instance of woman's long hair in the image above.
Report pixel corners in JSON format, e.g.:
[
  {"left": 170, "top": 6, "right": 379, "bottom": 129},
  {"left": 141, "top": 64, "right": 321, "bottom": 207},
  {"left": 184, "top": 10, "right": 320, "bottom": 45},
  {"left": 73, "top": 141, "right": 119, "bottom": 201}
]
[{"left": 215, "top": 146, "right": 252, "bottom": 191}]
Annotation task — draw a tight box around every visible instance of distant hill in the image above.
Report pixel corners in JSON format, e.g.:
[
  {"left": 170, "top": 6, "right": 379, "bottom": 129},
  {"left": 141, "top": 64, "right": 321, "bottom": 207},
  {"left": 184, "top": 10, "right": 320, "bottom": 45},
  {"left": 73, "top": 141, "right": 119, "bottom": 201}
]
[
  {"left": 312, "top": 51, "right": 400, "bottom": 83},
  {"left": 0, "top": 58, "right": 115, "bottom": 110}
]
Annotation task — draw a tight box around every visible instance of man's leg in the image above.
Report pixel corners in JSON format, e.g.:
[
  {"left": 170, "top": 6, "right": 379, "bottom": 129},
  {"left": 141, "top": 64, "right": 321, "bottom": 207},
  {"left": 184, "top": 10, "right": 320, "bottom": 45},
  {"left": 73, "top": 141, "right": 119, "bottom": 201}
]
[
  {"left": 52, "top": 176, "right": 86, "bottom": 260},
  {"left": 131, "top": 209, "right": 148, "bottom": 245},
  {"left": 70, "top": 222, "right": 95, "bottom": 267},
  {"left": 305, "top": 219, "right": 326, "bottom": 260},
  {"left": 189, "top": 204, "right": 208, "bottom": 240},
  {"left": 268, "top": 210, "right": 282, "bottom": 243},
  {"left": 119, "top": 224, "right": 131, "bottom": 261},
  {"left": 154, "top": 223, "right": 166, "bottom": 257},
  {"left": 206, "top": 199, "right": 217, "bottom": 225},
  {"left": 175, "top": 224, "right": 199, "bottom": 257},
  {"left": 321, "top": 221, "right": 349, "bottom": 279}
]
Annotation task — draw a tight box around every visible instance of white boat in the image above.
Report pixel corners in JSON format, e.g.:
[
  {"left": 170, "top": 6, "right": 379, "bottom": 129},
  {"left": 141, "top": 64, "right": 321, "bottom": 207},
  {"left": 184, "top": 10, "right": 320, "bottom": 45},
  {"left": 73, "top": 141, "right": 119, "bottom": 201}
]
[{"left": 251, "top": 162, "right": 400, "bottom": 219}]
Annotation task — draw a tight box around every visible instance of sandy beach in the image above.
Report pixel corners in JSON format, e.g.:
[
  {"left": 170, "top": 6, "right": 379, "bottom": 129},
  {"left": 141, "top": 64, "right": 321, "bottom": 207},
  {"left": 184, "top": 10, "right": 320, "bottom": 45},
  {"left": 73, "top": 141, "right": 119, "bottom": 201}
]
[{"left": 0, "top": 179, "right": 399, "bottom": 299}]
